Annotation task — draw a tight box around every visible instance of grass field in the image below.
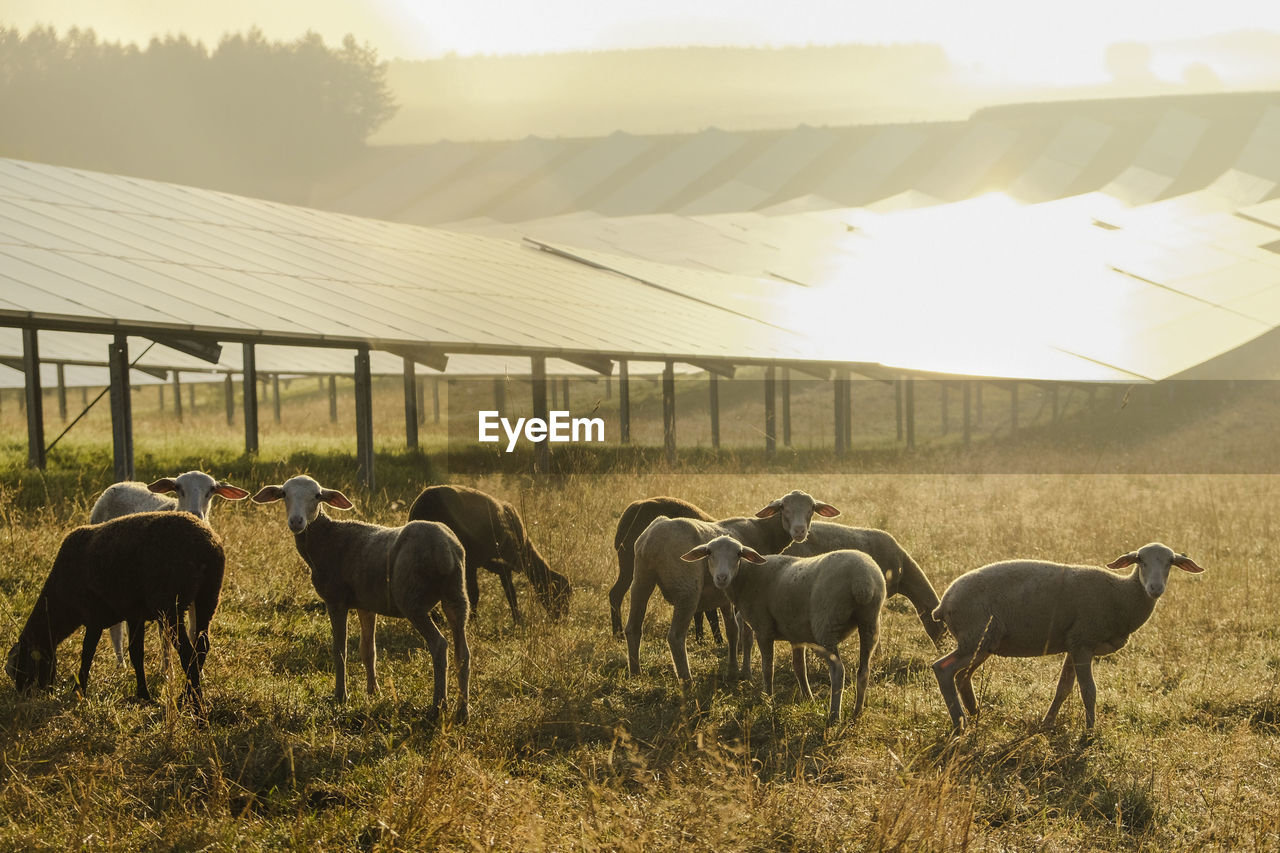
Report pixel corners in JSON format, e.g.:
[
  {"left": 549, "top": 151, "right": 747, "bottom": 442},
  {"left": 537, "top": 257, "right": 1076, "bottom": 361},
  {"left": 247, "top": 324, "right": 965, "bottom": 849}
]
[{"left": 1, "top": 377, "right": 1278, "bottom": 850}]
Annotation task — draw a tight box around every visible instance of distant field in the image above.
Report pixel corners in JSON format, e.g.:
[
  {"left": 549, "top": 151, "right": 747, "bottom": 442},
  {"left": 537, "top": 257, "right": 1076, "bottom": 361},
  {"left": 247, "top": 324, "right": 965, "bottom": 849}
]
[{"left": 1, "top": 377, "right": 1278, "bottom": 849}]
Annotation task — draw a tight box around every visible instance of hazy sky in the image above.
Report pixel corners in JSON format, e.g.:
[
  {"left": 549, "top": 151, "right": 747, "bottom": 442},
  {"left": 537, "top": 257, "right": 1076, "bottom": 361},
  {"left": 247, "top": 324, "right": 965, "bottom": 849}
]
[{"left": 6, "top": 0, "right": 1280, "bottom": 82}]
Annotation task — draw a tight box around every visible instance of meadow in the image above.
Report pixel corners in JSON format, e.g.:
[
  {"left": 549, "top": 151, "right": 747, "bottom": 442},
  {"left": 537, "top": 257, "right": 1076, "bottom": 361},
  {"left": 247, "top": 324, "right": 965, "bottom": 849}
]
[{"left": 0, "top": 375, "right": 1278, "bottom": 851}]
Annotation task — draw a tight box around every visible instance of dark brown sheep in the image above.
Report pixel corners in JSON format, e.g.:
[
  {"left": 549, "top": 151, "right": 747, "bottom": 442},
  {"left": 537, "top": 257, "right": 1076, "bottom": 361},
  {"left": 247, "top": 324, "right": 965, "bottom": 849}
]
[
  {"left": 6, "top": 511, "right": 225, "bottom": 709},
  {"left": 408, "top": 485, "right": 570, "bottom": 625}
]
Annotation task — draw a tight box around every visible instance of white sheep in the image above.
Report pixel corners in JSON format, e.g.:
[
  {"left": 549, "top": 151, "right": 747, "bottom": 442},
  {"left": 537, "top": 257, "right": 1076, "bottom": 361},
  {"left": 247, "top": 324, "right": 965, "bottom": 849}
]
[
  {"left": 89, "top": 472, "right": 249, "bottom": 666},
  {"left": 784, "top": 521, "right": 946, "bottom": 646},
  {"left": 625, "top": 490, "right": 839, "bottom": 682},
  {"left": 680, "top": 535, "right": 885, "bottom": 724},
  {"left": 252, "top": 475, "right": 471, "bottom": 723},
  {"left": 931, "top": 542, "right": 1206, "bottom": 730},
  {"left": 6, "top": 512, "right": 225, "bottom": 711}
]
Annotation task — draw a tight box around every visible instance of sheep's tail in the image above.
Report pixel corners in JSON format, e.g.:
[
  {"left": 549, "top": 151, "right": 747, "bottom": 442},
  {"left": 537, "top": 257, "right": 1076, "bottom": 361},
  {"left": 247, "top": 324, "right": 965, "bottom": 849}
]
[{"left": 613, "top": 503, "right": 640, "bottom": 551}]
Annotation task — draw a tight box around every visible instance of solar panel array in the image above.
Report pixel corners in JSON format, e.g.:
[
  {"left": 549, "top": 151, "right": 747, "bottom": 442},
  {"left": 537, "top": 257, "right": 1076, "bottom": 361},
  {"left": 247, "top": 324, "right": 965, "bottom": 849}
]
[
  {"left": 309, "top": 101, "right": 1280, "bottom": 225},
  {"left": 0, "top": 158, "right": 818, "bottom": 372},
  {"left": 4, "top": 94, "right": 1280, "bottom": 387}
]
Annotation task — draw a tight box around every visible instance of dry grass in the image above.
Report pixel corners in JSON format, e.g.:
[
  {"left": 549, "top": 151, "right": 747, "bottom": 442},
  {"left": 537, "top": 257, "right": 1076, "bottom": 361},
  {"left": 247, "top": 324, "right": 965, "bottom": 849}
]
[{"left": 1, "top": 379, "right": 1279, "bottom": 850}]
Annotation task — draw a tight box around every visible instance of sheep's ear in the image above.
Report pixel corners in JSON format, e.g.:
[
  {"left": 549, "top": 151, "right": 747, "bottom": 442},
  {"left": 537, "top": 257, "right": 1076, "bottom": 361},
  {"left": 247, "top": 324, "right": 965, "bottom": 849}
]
[
  {"left": 321, "top": 489, "right": 355, "bottom": 511},
  {"left": 251, "top": 485, "right": 285, "bottom": 504},
  {"left": 147, "top": 478, "right": 177, "bottom": 495},
  {"left": 680, "top": 545, "right": 710, "bottom": 562},
  {"left": 1172, "top": 554, "right": 1205, "bottom": 574},
  {"left": 1106, "top": 552, "right": 1138, "bottom": 569},
  {"left": 214, "top": 483, "right": 250, "bottom": 501},
  {"left": 754, "top": 501, "right": 782, "bottom": 519},
  {"left": 814, "top": 502, "right": 841, "bottom": 518},
  {"left": 740, "top": 546, "right": 768, "bottom": 564}
]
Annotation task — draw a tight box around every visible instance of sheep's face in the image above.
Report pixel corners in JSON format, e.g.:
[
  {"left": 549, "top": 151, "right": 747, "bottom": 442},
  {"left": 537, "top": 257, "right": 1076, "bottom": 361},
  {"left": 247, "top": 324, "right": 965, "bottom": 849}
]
[
  {"left": 681, "top": 535, "right": 767, "bottom": 589},
  {"left": 150, "top": 471, "right": 250, "bottom": 520},
  {"left": 1107, "top": 542, "right": 1206, "bottom": 599},
  {"left": 251, "top": 475, "right": 354, "bottom": 533},
  {"left": 755, "top": 490, "right": 840, "bottom": 543},
  {"left": 6, "top": 641, "right": 53, "bottom": 692}
]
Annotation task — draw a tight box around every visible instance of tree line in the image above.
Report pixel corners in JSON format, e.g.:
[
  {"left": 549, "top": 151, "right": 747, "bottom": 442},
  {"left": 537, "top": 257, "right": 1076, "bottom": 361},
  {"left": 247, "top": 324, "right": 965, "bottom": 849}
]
[{"left": 0, "top": 25, "right": 397, "bottom": 196}]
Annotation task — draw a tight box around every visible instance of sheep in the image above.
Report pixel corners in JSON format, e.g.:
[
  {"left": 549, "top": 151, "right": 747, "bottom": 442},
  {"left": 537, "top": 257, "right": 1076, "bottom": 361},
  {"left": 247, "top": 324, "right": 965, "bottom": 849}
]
[
  {"left": 784, "top": 522, "right": 946, "bottom": 647},
  {"left": 610, "top": 496, "right": 723, "bottom": 642},
  {"left": 6, "top": 511, "right": 225, "bottom": 710},
  {"left": 680, "top": 535, "right": 884, "bottom": 724},
  {"left": 625, "top": 490, "right": 840, "bottom": 682},
  {"left": 89, "top": 471, "right": 249, "bottom": 667},
  {"left": 407, "top": 485, "right": 570, "bottom": 625},
  {"left": 252, "top": 475, "right": 471, "bottom": 722},
  {"left": 930, "top": 542, "right": 1206, "bottom": 731}
]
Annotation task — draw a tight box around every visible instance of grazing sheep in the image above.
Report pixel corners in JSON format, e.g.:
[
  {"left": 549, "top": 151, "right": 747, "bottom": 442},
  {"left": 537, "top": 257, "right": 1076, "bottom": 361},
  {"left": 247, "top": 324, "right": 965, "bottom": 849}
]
[
  {"left": 90, "top": 471, "right": 249, "bottom": 666},
  {"left": 610, "top": 496, "right": 722, "bottom": 642},
  {"left": 253, "top": 476, "right": 471, "bottom": 722},
  {"left": 407, "top": 485, "right": 570, "bottom": 624},
  {"left": 681, "top": 535, "right": 884, "bottom": 724},
  {"left": 931, "top": 542, "right": 1206, "bottom": 730},
  {"left": 626, "top": 490, "right": 840, "bottom": 682},
  {"left": 784, "top": 522, "right": 946, "bottom": 646},
  {"left": 6, "top": 512, "right": 225, "bottom": 709}
]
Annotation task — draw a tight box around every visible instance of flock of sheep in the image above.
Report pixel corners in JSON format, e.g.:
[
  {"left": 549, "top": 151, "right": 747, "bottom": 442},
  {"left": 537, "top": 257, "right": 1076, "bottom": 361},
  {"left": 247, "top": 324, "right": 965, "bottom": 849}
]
[{"left": 5, "top": 471, "right": 1205, "bottom": 733}]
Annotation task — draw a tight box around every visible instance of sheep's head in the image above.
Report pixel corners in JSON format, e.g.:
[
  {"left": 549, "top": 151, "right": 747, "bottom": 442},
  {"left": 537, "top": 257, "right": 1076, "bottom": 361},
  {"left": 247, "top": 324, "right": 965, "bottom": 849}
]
[
  {"left": 1106, "top": 542, "right": 1205, "bottom": 599},
  {"left": 681, "top": 535, "right": 767, "bottom": 590},
  {"left": 754, "top": 490, "right": 839, "bottom": 543},
  {"left": 6, "top": 640, "right": 54, "bottom": 693},
  {"left": 251, "top": 474, "right": 354, "bottom": 534},
  {"left": 150, "top": 471, "right": 250, "bottom": 520}
]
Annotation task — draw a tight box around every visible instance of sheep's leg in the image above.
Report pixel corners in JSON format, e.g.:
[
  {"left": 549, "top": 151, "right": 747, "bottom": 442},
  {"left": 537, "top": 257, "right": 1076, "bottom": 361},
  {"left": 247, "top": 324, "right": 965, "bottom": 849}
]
[
  {"left": 849, "top": 621, "right": 879, "bottom": 723},
  {"left": 357, "top": 609, "right": 378, "bottom": 696},
  {"left": 1040, "top": 653, "right": 1076, "bottom": 727},
  {"left": 825, "top": 647, "right": 846, "bottom": 725},
  {"left": 737, "top": 612, "right": 753, "bottom": 681},
  {"left": 608, "top": 550, "right": 633, "bottom": 637},
  {"left": 109, "top": 622, "right": 127, "bottom": 667},
  {"left": 666, "top": 599, "right": 698, "bottom": 682},
  {"left": 77, "top": 629, "right": 100, "bottom": 697},
  {"left": 167, "top": 612, "right": 201, "bottom": 709},
  {"left": 624, "top": 569, "right": 658, "bottom": 676},
  {"left": 955, "top": 649, "right": 991, "bottom": 718},
  {"left": 464, "top": 563, "right": 482, "bottom": 621},
  {"left": 721, "top": 604, "right": 740, "bottom": 681},
  {"left": 127, "top": 618, "right": 151, "bottom": 702},
  {"left": 706, "top": 609, "right": 724, "bottom": 645},
  {"left": 327, "top": 605, "right": 349, "bottom": 703},
  {"left": 495, "top": 566, "right": 523, "bottom": 626},
  {"left": 441, "top": 596, "right": 470, "bottom": 723},
  {"left": 1073, "top": 652, "right": 1097, "bottom": 729},
  {"left": 692, "top": 611, "right": 706, "bottom": 643},
  {"left": 758, "top": 635, "right": 775, "bottom": 697},
  {"left": 406, "top": 609, "right": 451, "bottom": 721},
  {"left": 792, "top": 647, "right": 812, "bottom": 699},
  {"left": 932, "top": 648, "right": 973, "bottom": 728}
]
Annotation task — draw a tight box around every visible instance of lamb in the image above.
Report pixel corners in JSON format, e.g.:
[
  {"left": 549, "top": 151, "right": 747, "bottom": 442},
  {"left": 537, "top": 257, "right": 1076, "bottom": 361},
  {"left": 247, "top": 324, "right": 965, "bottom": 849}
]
[
  {"left": 610, "top": 496, "right": 723, "bottom": 642},
  {"left": 407, "top": 485, "right": 570, "bottom": 625},
  {"left": 6, "top": 511, "right": 225, "bottom": 710},
  {"left": 253, "top": 475, "right": 471, "bottom": 722},
  {"left": 626, "top": 490, "right": 840, "bottom": 682},
  {"left": 784, "top": 522, "right": 946, "bottom": 647},
  {"left": 89, "top": 471, "right": 249, "bottom": 666},
  {"left": 930, "top": 542, "right": 1206, "bottom": 731},
  {"left": 680, "top": 535, "right": 884, "bottom": 724}
]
